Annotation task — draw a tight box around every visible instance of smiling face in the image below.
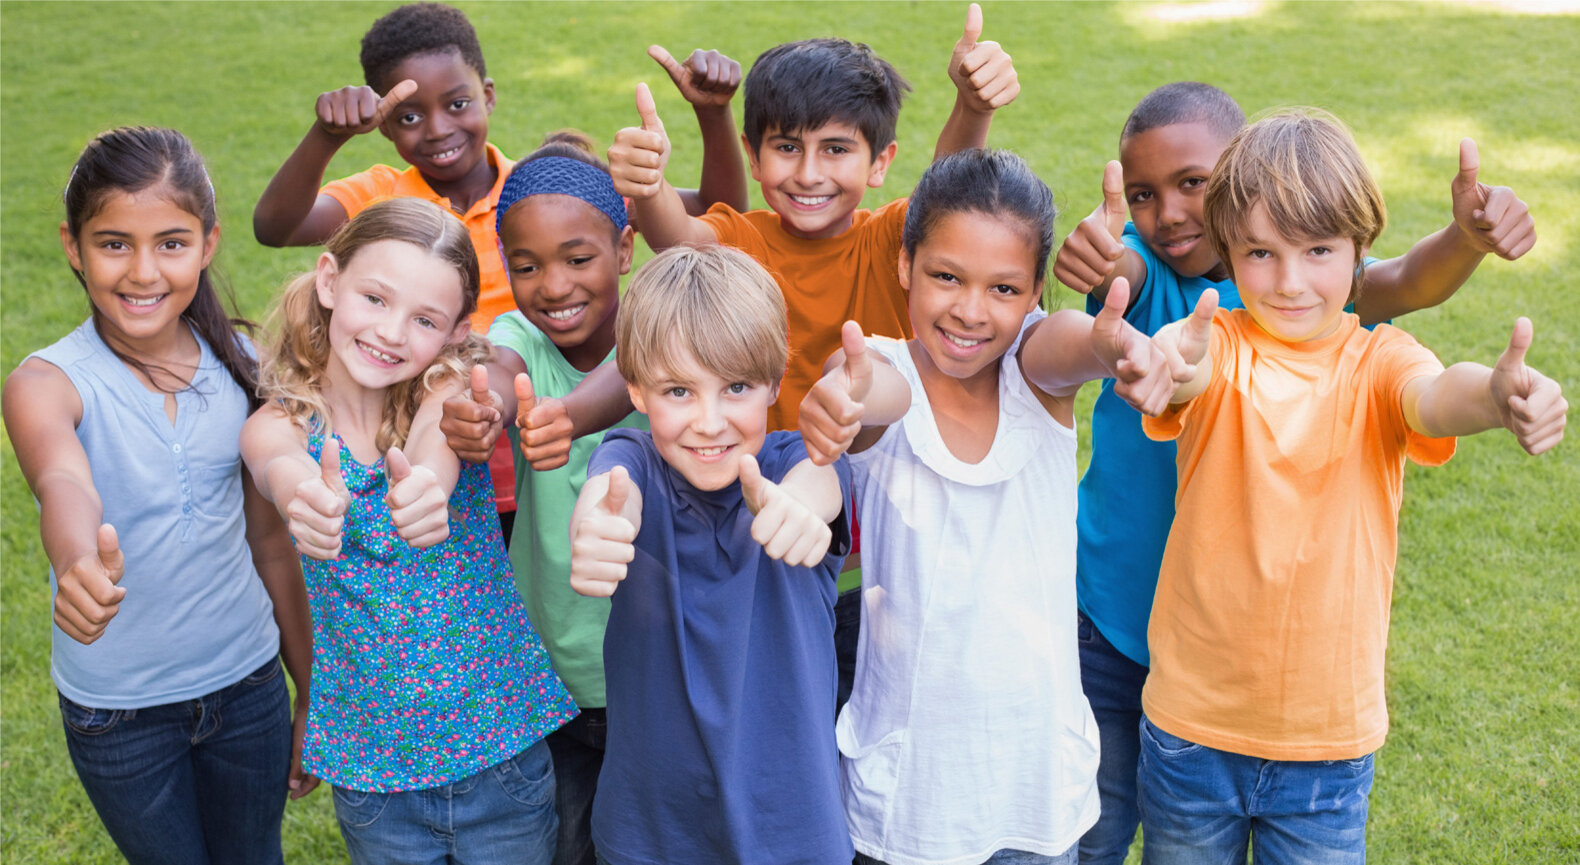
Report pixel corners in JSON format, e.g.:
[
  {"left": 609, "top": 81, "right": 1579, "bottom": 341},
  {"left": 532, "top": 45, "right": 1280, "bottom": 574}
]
[
  {"left": 900, "top": 210, "right": 1044, "bottom": 386},
  {"left": 627, "top": 343, "right": 778, "bottom": 492},
  {"left": 1227, "top": 203, "right": 1360, "bottom": 343},
  {"left": 61, "top": 184, "right": 217, "bottom": 354},
  {"left": 1119, "top": 120, "right": 1234, "bottom": 281},
  {"left": 746, "top": 120, "right": 897, "bottom": 240},
  {"left": 500, "top": 194, "right": 633, "bottom": 371},
  {"left": 379, "top": 49, "right": 496, "bottom": 196},
  {"left": 315, "top": 239, "right": 469, "bottom": 392}
]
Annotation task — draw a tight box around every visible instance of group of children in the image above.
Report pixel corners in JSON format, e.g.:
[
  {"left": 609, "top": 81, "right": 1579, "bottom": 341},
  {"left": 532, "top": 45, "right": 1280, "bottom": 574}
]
[{"left": 5, "top": 3, "right": 1566, "bottom": 865}]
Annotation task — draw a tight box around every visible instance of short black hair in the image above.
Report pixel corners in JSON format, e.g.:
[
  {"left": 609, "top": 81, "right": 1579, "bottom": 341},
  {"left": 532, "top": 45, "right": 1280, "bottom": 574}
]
[
  {"left": 360, "top": 3, "right": 486, "bottom": 93},
  {"left": 743, "top": 38, "right": 910, "bottom": 156},
  {"left": 903, "top": 149, "right": 1057, "bottom": 285},
  {"left": 1121, "top": 82, "right": 1244, "bottom": 143}
]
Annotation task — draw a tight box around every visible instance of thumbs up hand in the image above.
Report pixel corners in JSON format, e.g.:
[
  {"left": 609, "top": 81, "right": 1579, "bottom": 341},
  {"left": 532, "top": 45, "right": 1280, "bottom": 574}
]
[
  {"left": 385, "top": 446, "right": 450, "bottom": 548},
  {"left": 54, "top": 523, "right": 126, "bottom": 644},
  {"left": 1093, "top": 279, "right": 1173, "bottom": 417},
  {"left": 1489, "top": 317, "right": 1566, "bottom": 455},
  {"left": 1450, "top": 138, "right": 1536, "bottom": 261},
  {"left": 799, "top": 321, "right": 873, "bottom": 465},
  {"left": 314, "top": 79, "right": 418, "bottom": 139},
  {"left": 609, "top": 83, "right": 672, "bottom": 200},
  {"left": 570, "top": 467, "right": 639, "bottom": 597},
  {"left": 649, "top": 45, "right": 742, "bottom": 110},
  {"left": 1053, "top": 161, "right": 1130, "bottom": 294},
  {"left": 440, "top": 364, "right": 505, "bottom": 464},
  {"left": 288, "top": 438, "right": 352, "bottom": 560},
  {"left": 739, "top": 453, "right": 834, "bottom": 568},
  {"left": 516, "top": 372, "right": 575, "bottom": 472},
  {"left": 949, "top": 3, "right": 1019, "bottom": 112}
]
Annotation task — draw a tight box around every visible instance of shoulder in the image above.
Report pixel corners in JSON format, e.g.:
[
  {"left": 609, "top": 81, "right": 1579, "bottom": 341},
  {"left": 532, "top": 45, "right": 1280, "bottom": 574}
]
[
  {"left": 486, "top": 310, "right": 545, "bottom": 353},
  {"left": 320, "top": 164, "right": 404, "bottom": 212},
  {"left": 3, "top": 355, "right": 82, "bottom": 429},
  {"left": 589, "top": 428, "right": 654, "bottom": 477},
  {"left": 756, "top": 430, "right": 811, "bottom": 480}
]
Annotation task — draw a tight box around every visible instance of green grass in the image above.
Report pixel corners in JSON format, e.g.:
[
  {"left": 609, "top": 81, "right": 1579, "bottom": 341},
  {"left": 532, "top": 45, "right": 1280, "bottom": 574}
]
[{"left": 3, "top": 2, "right": 1578, "bottom": 862}]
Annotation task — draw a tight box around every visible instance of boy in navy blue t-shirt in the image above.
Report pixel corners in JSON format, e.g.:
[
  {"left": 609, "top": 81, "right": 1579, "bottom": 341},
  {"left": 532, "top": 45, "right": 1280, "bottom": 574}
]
[{"left": 569, "top": 245, "right": 852, "bottom": 865}]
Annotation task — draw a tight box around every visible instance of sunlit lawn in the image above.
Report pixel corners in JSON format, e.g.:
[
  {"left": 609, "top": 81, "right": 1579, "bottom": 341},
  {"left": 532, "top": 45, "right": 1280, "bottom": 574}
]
[{"left": 3, "top": 2, "right": 1577, "bottom": 862}]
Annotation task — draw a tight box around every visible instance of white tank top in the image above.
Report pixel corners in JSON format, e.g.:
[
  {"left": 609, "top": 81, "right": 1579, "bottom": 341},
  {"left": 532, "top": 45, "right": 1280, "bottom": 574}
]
[{"left": 839, "top": 312, "right": 1100, "bottom": 865}]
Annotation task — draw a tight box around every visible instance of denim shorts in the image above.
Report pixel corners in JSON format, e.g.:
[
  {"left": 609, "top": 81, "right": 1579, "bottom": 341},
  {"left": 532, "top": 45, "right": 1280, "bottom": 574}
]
[{"left": 332, "top": 737, "right": 557, "bottom": 865}]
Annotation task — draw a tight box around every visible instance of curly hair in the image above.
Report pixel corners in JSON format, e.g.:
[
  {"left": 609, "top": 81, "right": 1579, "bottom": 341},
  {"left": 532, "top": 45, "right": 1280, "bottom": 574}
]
[
  {"left": 257, "top": 198, "right": 490, "bottom": 452},
  {"left": 360, "top": 3, "right": 486, "bottom": 93}
]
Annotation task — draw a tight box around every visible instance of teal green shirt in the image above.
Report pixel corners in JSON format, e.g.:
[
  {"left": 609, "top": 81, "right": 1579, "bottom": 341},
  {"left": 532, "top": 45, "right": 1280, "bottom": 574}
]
[{"left": 488, "top": 312, "right": 647, "bottom": 707}]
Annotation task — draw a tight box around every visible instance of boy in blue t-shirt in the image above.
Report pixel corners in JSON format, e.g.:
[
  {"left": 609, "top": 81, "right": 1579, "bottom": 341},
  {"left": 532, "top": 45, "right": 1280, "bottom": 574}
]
[
  {"left": 568, "top": 245, "right": 852, "bottom": 865},
  {"left": 1050, "top": 82, "right": 1539, "bottom": 864}
]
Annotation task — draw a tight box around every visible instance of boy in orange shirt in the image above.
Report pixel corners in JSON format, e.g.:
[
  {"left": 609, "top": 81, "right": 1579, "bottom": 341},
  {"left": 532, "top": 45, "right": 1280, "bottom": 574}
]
[{"left": 1142, "top": 109, "right": 1566, "bottom": 863}]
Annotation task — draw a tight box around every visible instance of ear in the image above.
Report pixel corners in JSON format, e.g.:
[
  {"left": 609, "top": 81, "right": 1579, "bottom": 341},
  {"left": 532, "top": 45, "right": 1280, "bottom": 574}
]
[
  {"left": 627, "top": 381, "right": 649, "bottom": 416},
  {"left": 200, "top": 223, "right": 221, "bottom": 270},
  {"left": 314, "top": 252, "right": 340, "bottom": 309},
  {"left": 449, "top": 318, "right": 473, "bottom": 343},
  {"left": 897, "top": 246, "right": 912, "bottom": 292},
  {"left": 866, "top": 141, "right": 899, "bottom": 189},
  {"left": 616, "top": 225, "right": 636, "bottom": 275},
  {"left": 482, "top": 77, "right": 497, "bottom": 115},
  {"left": 60, "top": 221, "right": 83, "bottom": 273},
  {"left": 743, "top": 132, "right": 763, "bottom": 183}
]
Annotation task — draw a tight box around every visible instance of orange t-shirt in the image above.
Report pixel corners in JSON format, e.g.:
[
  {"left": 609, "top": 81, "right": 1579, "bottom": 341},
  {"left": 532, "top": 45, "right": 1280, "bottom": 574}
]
[
  {"left": 1141, "top": 310, "right": 1455, "bottom": 761},
  {"left": 321, "top": 143, "right": 516, "bottom": 333},
  {"left": 700, "top": 200, "right": 912, "bottom": 432},
  {"left": 321, "top": 143, "right": 518, "bottom": 509}
]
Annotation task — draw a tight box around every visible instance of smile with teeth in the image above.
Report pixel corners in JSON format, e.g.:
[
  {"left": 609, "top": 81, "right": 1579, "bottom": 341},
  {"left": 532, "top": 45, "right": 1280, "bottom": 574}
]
[
  {"left": 120, "top": 294, "right": 166, "bottom": 307},
  {"left": 357, "top": 340, "right": 402, "bottom": 365},
  {"left": 429, "top": 145, "right": 464, "bottom": 162},
  {"left": 1160, "top": 235, "right": 1199, "bottom": 250},
  {"left": 544, "top": 304, "right": 586, "bottom": 322},
  {"left": 687, "top": 445, "right": 732, "bottom": 457},
  {"left": 941, "top": 330, "right": 986, "bottom": 349},
  {"left": 788, "top": 193, "right": 832, "bottom": 207}
]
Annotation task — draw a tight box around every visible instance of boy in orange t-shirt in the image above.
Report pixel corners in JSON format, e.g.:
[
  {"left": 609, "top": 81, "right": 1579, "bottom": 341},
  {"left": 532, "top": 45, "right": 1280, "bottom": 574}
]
[{"left": 1141, "top": 109, "right": 1566, "bottom": 863}]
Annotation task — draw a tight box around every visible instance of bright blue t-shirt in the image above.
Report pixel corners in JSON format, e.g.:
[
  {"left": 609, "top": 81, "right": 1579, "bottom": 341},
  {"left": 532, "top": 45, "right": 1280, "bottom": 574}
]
[
  {"left": 588, "top": 429, "right": 853, "bottom": 865},
  {"left": 1075, "top": 225, "right": 1240, "bottom": 667}
]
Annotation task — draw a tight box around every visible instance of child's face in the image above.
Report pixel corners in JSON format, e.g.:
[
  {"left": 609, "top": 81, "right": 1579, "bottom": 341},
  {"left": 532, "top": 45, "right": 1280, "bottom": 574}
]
[
  {"left": 315, "top": 239, "right": 470, "bottom": 391},
  {"left": 746, "top": 120, "right": 897, "bottom": 240},
  {"left": 1119, "top": 121, "right": 1234, "bottom": 280},
  {"left": 500, "top": 194, "right": 634, "bottom": 371},
  {"left": 627, "top": 344, "right": 778, "bottom": 492},
  {"left": 1227, "top": 203, "right": 1359, "bottom": 343},
  {"left": 379, "top": 49, "right": 496, "bottom": 187},
  {"left": 899, "top": 210, "right": 1044, "bottom": 385},
  {"left": 60, "top": 185, "right": 218, "bottom": 351}
]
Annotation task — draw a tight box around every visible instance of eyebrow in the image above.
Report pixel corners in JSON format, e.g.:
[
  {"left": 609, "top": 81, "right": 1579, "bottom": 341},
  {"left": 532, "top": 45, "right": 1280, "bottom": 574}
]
[
  {"left": 91, "top": 226, "right": 196, "bottom": 239},
  {"left": 924, "top": 252, "right": 1032, "bottom": 283}
]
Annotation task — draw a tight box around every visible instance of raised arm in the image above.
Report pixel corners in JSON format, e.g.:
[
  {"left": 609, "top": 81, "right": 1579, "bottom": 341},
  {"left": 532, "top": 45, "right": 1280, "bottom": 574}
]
[
  {"left": 608, "top": 83, "right": 721, "bottom": 250},
  {"left": 799, "top": 321, "right": 912, "bottom": 464},
  {"left": 1018, "top": 279, "right": 1180, "bottom": 419},
  {"left": 1355, "top": 139, "right": 1536, "bottom": 324},
  {"left": 253, "top": 80, "right": 418, "bottom": 247},
  {"left": 1403, "top": 317, "right": 1566, "bottom": 454},
  {"left": 934, "top": 4, "right": 1020, "bottom": 159},
  {"left": 569, "top": 466, "right": 644, "bottom": 597},
  {"left": 3, "top": 360, "right": 125, "bottom": 644},
  {"left": 1052, "top": 161, "right": 1148, "bottom": 302},
  {"left": 647, "top": 45, "right": 749, "bottom": 215},
  {"left": 241, "top": 405, "right": 349, "bottom": 560}
]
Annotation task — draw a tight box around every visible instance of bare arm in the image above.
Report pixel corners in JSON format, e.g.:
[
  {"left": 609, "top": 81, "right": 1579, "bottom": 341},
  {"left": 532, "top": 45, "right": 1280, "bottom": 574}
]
[
  {"left": 646, "top": 46, "right": 749, "bottom": 215},
  {"left": 1052, "top": 162, "right": 1147, "bottom": 302},
  {"left": 608, "top": 83, "right": 721, "bottom": 251},
  {"left": 799, "top": 322, "right": 912, "bottom": 464},
  {"left": 934, "top": 4, "right": 1020, "bottom": 159},
  {"left": 1403, "top": 317, "right": 1565, "bottom": 453},
  {"left": 739, "top": 454, "right": 841, "bottom": 568},
  {"left": 253, "top": 81, "right": 418, "bottom": 247}
]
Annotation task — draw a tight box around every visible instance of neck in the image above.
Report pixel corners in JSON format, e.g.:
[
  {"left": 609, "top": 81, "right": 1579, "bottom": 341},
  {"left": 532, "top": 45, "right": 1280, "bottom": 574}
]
[
  {"left": 427, "top": 149, "right": 497, "bottom": 214},
  {"left": 99, "top": 316, "right": 201, "bottom": 388},
  {"left": 321, "top": 361, "right": 396, "bottom": 460},
  {"left": 909, "top": 340, "right": 1001, "bottom": 407},
  {"left": 558, "top": 317, "right": 618, "bottom": 373}
]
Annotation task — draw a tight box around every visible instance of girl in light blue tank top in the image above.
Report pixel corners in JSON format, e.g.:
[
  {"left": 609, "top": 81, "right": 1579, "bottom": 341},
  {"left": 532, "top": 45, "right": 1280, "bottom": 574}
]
[
  {"left": 4, "top": 127, "right": 311, "bottom": 865},
  {"left": 242, "top": 198, "right": 575, "bottom": 865}
]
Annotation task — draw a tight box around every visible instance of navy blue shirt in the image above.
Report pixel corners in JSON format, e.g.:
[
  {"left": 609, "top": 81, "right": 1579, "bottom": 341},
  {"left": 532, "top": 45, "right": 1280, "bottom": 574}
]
[{"left": 588, "top": 429, "right": 853, "bottom": 865}]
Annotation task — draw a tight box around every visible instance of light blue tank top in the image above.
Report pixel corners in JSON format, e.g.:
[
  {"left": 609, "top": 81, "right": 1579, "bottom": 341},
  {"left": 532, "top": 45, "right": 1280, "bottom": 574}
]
[{"left": 30, "top": 320, "right": 279, "bottom": 708}]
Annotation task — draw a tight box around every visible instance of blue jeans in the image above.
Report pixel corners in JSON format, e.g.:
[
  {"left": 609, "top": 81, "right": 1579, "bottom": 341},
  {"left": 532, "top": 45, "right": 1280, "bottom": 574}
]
[
  {"left": 332, "top": 738, "right": 558, "bottom": 865},
  {"left": 855, "top": 844, "right": 1077, "bottom": 864},
  {"left": 1075, "top": 611, "right": 1149, "bottom": 865},
  {"left": 59, "top": 658, "right": 291, "bottom": 865},
  {"left": 1137, "top": 716, "right": 1374, "bottom": 865},
  {"left": 547, "top": 708, "right": 606, "bottom": 865},
  {"left": 835, "top": 586, "right": 861, "bottom": 715}
]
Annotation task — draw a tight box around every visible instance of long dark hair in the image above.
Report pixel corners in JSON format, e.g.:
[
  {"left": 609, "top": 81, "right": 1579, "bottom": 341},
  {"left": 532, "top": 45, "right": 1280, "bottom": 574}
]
[
  {"left": 63, "top": 126, "right": 260, "bottom": 408},
  {"left": 903, "top": 148, "right": 1057, "bottom": 284}
]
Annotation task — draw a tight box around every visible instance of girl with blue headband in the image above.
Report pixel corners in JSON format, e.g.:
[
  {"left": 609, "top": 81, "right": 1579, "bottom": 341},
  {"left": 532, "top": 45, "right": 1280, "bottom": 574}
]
[{"left": 439, "top": 131, "right": 650, "bottom": 865}]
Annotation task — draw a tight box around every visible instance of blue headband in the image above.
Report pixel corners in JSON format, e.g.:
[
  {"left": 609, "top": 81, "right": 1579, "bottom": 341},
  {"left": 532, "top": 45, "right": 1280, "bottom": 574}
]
[{"left": 495, "top": 156, "right": 628, "bottom": 237}]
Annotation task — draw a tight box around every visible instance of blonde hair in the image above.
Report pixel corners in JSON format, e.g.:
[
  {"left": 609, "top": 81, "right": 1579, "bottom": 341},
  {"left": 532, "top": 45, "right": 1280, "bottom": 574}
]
[
  {"left": 616, "top": 244, "right": 788, "bottom": 388},
  {"left": 1204, "top": 108, "right": 1386, "bottom": 302},
  {"left": 257, "top": 198, "right": 490, "bottom": 451}
]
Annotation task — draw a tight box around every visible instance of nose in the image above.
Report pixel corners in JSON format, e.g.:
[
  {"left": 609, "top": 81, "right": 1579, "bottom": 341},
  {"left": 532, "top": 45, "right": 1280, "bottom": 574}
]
[
  {"left": 373, "top": 308, "right": 407, "bottom": 345},
  {"left": 424, "top": 111, "right": 455, "bottom": 140},
  {"left": 692, "top": 394, "right": 728, "bottom": 437},
  {"left": 950, "top": 287, "right": 989, "bottom": 327},
  {"left": 1275, "top": 257, "right": 1304, "bottom": 296},
  {"left": 129, "top": 247, "right": 160, "bottom": 285},
  {"left": 1157, "top": 190, "right": 1187, "bottom": 228},
  {"left": 793, "top": 152, "right": 824, "bottom": 188},
  {"left": 541, "top": 264, "right": 574, "bottom": 301}
]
